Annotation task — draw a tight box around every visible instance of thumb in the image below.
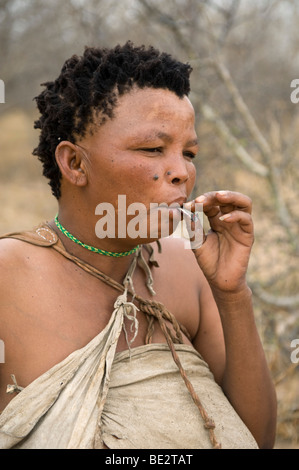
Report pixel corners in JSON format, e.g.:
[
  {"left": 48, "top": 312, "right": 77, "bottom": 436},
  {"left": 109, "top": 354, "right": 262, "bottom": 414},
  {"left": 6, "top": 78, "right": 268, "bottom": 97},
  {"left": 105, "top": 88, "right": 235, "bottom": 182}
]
[{"left": 178, "top": 206, "right": 206, "bottom": 250}]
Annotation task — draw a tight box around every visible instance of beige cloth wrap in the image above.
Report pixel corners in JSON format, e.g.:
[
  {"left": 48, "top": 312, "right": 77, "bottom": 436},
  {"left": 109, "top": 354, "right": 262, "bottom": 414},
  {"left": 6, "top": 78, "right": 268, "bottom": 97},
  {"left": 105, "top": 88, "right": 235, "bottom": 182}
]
[
  {"left": 0, "top": 309, "right": 257, "bottom": 449},
  {"left": 0, "top": 225, "right": 258, "bottom": 449}
]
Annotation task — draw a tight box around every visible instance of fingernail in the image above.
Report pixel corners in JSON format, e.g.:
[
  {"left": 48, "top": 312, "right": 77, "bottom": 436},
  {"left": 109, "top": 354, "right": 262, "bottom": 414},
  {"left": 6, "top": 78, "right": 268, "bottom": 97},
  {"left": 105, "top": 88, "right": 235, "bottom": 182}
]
[
  {"left": 219, "top": 213, "right": 231, "bottom": 221},
  {"left": 196, "top": 195, "right": 206, "bottom": 203},
  {"left": 184, "top": 201, "right": 193, "bottom": 210},
  {"left": 217, "top": 190, "right": 228, "bottom": 196}
]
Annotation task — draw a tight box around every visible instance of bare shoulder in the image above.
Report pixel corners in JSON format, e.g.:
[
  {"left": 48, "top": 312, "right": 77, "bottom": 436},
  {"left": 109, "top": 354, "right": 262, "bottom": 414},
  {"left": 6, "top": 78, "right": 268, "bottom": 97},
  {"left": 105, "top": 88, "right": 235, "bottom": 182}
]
[
  {"left": 0, "top": 237, "right": 28, "bottom": 270},
  {"left": 0, "top": 238, "right": 32, "bottom": 302},
  {"left": 153, "top": 236, "right": 206, "bottom": 289},
  {"left": 0, "top": 237, "right": 50, "bottom": 292}
]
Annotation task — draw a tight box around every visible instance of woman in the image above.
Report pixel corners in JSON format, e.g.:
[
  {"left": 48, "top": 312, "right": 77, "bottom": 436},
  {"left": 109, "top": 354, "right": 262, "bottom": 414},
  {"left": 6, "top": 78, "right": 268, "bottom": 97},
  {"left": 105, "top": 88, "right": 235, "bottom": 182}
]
[{"left": 0, "top": 42, "right": 276, "bottom": 449}]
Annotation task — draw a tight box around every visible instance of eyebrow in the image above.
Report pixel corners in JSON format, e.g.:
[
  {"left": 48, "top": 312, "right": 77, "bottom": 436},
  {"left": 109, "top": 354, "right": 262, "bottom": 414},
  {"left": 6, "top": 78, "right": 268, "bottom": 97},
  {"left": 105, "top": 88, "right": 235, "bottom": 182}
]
[
  {"left": 185, "top": 137, "right": 199, "bottom": 147},
  {"left": 135, "top": 131, "right": 199, "bottom": 147}
]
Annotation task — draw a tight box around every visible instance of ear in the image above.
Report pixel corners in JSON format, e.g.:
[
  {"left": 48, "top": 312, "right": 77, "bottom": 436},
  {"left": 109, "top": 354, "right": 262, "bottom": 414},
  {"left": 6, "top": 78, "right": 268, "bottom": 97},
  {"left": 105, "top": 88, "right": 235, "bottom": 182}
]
[{"left": 55, "top": 141, "right": 88, "bottom": 187}]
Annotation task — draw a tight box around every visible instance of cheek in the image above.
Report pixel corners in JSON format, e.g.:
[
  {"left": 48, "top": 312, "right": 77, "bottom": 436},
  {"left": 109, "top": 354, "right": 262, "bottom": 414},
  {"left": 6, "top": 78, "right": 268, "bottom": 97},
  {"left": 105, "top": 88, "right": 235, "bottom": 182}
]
[
  {"left": 126, "top": 166, "right": 158, "bottom": 201},
  {"left": 109, "top": 161, "right": 157, "bottom": 202},
  {"left": 187, "top": 163, "right": 196, "bottom": 190}
]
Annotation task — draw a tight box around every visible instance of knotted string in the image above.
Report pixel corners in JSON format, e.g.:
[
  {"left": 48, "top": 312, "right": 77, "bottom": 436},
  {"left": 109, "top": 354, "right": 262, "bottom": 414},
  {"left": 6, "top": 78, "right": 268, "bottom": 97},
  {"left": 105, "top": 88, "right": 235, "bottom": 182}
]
[
  {"left": 35, "top": 226, "right": 222, "bottom": 448},
  {"left": 137, "top": 299, "right": 221, "bottom": 449},
  {"left": 113, "top": 289, "right": 140, "bottom": 353},
  {"left": 79, "top": 244, "right": 221, "bottom": 448},
  {"left": 6, "top": 375, "right": 24, "bottom": 395}
]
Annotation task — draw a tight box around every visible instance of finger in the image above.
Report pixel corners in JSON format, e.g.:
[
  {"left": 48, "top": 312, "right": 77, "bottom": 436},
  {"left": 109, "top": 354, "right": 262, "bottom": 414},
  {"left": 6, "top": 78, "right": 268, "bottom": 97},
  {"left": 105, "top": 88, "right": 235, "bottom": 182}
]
[
  {"left": 216, "top": 190, "right": 252, "bottom": 213},
  {"left": 218, "top": 210, "right": 253, "bottom": 234},
  {"left": 195, "top": 190, "right": 253, "bottom": 215},
  {"left": 183, "top": 213, "right": 206, "bottom": 249},
  {"left": 185, "top": 197, "right": 220, "bottom": 219},
  {"left": 176, "top": 204, "right": 207, "bottom": 249}
]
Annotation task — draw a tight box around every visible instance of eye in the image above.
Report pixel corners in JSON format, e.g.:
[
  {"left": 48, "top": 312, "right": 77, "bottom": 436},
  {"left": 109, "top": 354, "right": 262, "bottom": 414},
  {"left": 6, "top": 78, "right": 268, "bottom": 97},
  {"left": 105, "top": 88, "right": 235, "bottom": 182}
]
[
  {"left": 141, "top": 147, "right": 162, "bottom": 153},
  {"left": 138, "top": 147, "right": 163, "bottom": 156},
  {"left": 183, "top": 151, "right": 197, "bottom": 160}
]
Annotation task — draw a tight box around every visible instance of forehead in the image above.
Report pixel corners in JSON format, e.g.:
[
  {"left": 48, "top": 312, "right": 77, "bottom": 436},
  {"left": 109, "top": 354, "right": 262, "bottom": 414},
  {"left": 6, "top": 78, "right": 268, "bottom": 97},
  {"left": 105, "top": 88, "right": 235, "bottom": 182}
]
[
  {"left": 82, "top": 87, "right": 197, "bottom": 150},
  {"left": 88, "top": 87, "right": 196, "bottom": 142},
  {"left": 115, "top": 87, "right": 195, "bottom": 123}
]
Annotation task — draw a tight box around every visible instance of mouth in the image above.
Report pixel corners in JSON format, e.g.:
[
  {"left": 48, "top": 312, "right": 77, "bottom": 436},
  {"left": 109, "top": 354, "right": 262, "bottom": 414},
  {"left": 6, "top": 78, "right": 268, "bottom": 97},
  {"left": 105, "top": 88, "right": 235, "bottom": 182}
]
[
  {"left": 168, "top": 197, "right": 188, "bottom": 208},
  {"left": 147, "top": 197, "right": 195, "bottom": 225},
  {"left": 177, "top": 206, "right": 199, "bottom": 222},
  {"left": 166, "top": 197, "right": 199, "bottom": 221}
]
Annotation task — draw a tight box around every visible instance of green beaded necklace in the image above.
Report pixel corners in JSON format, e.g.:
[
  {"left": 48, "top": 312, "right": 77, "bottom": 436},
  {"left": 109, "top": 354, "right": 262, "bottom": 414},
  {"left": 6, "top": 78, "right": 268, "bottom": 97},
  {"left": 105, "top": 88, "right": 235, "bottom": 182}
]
[{"left": 54, "top": 215, "right": 139, "bottom": 258}]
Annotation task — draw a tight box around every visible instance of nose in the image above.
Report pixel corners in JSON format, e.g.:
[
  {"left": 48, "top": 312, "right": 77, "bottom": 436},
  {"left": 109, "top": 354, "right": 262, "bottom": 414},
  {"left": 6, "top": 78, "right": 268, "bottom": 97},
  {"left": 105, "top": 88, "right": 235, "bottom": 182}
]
[{"left": 165, "top": 155, "right": 190, "bottom": 185}]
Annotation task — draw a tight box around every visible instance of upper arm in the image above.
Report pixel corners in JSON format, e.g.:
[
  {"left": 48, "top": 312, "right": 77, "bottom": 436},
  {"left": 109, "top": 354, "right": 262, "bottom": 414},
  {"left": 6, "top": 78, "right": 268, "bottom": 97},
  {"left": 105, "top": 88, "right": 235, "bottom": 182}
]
[
  {"left": 156, "top": 236, "right": 226, "bottom": 384},
  {"left": 192, "top": 267, "right": 226, "bottom": 385}
]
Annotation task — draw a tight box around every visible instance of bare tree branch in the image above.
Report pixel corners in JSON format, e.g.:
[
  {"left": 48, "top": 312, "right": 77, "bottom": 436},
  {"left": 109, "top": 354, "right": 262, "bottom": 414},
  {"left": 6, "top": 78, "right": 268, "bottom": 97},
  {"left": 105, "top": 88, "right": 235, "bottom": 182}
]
[
  {"left": 212, "top": 58, "right": 272, "bottom": 157},
  {"left": 251, "top": 283, "right": 299, "bottom": 308},
  {"left": 218, "top": 0, "right": 241, "bottom": 48},
  {"left": 199, "top": 103, "right": 269, "bottom": 176},
  {"left": 137, "top": 0, "right": 194, "bottom": 54},
  {"left": 274, "top": 362, "right": 299, "bottom": 386},
  {"left": 206, "top": 57, "right": 299, "bottom": 252}
]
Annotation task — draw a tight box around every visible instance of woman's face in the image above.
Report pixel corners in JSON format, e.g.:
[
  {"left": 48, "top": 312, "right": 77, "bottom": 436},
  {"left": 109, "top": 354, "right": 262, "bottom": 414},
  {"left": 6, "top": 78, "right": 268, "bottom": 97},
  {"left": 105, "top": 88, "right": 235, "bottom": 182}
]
[{"left": 79, "top": 86, "right": 199, "bottom": 242}]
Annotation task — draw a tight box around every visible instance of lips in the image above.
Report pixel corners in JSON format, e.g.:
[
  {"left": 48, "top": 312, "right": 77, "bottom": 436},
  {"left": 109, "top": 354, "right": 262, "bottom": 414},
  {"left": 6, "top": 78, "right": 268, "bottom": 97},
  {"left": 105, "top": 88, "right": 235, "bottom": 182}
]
[{"left": 168, "top": 197, "right": 188, "bottom": 207}]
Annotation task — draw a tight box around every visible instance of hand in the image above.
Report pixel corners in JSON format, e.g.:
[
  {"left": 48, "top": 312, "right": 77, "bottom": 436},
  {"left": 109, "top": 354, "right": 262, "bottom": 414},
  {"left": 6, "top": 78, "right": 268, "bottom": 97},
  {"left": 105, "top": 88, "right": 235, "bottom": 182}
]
[{"left": 186, "top": 190, "right": 254, "bottom": 293}]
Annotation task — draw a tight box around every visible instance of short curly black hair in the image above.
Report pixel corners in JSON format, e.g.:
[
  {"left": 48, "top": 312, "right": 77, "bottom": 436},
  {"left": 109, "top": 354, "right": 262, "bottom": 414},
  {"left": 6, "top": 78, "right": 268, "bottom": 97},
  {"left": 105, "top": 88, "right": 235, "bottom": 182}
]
[{"left": 33, "top": 41, "right": 193, "bottom": 199}]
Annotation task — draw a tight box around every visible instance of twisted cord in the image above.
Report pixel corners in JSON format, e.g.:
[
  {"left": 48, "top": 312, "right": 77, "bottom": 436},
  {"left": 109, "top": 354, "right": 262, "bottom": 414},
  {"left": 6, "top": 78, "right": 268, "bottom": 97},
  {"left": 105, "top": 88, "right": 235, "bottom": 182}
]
[
  {"left": 145, "top": 315, "right": 155, "bottom": 344},
  {"left": 6, "top": 374, "right": 24, "bottom": 394},
  {"left": 137, "top": 299, "right": 187, "bottom": 344},
  {"left": 51, "top": 241, "right": 221, "bottom": 448},
  {"left": 138, "top": 299, "right": 221, "bottom": 449}
]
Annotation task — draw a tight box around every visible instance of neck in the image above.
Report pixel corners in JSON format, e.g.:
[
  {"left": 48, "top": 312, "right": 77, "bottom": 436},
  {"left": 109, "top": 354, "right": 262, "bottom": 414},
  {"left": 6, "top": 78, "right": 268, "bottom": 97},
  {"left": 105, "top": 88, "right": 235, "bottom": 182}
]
[
  {"left": 54, "top": 214, "right": 139, "bottom": 258},
  {"left": 49, "top": 209, "right": 140, "bottom": 283}
]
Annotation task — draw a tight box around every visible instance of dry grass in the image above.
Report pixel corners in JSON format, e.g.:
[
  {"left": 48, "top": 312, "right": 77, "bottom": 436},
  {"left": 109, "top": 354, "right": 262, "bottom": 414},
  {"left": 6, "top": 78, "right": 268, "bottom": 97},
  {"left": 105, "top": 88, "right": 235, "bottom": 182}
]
[
  {"left": 0, "top": 109, "right": 57, "bottom": 233},
  {"left": 0, "top": 179, "right": 57, "bottom": 234}
]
